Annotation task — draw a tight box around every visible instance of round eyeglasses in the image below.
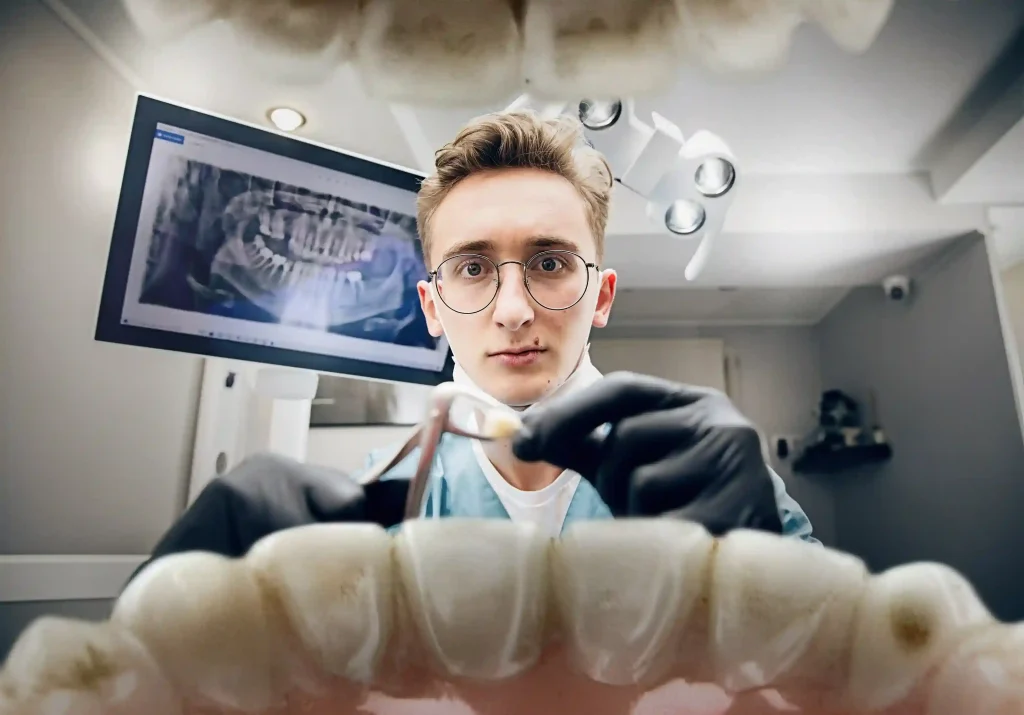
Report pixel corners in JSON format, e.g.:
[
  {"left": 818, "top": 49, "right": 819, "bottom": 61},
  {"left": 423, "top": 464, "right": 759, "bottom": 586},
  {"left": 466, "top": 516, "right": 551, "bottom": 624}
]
[{"left": 428, "top": 250, "right": 599, "bottom": 314}]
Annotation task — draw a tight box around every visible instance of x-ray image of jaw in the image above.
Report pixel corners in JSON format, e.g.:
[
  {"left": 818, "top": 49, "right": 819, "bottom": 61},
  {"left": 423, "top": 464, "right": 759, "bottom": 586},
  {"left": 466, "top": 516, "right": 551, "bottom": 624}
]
[{"left": 139, "top": 157, "right": 437, "bottom": 350}]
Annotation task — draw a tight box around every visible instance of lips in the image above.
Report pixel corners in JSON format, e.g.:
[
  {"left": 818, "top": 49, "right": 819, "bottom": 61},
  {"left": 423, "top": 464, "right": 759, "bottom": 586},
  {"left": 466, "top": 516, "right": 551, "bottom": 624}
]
[
  {"left": 490, "top": 348, "right": 546, "bottom": 367},
  {"left": 490, "top": 348, "right": 546, "bottom": 357}
]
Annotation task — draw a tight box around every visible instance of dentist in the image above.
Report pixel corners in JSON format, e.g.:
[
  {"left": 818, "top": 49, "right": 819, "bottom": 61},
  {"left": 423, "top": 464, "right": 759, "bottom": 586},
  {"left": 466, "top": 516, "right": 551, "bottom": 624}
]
[{"left": 135, "top": 110, "right": 815, "bottom": 577}]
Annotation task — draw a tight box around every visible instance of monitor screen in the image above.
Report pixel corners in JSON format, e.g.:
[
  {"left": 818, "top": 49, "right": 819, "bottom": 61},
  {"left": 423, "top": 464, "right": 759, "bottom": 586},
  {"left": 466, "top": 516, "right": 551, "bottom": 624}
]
[{"left": 96, "top": 94, "right": 453, "bottom": 387}]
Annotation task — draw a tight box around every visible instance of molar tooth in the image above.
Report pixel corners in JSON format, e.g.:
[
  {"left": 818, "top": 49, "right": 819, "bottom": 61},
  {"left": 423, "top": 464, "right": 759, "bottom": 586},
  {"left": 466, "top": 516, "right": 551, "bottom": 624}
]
[
  {"left": 394, "top": 519, "right": 550, "bottom": 680},
  {"left": 709, "top": 529, "right": 868, "bottom": 693},
  {"left": 315, "top": 218, "right": 333, "bottom": 256},
  {"left": 553, "top": 519, "right": 714, "bottom": 686},
  {"left": 111, "top": 552, "right": 292, "bottom": 712},
  {"left": 258, "top": 207, "right": 272, "bottom": 235},
  {"left": 0, "top": 617, "right": 181, "bottom": 715},
  {"left": 245, "top": 523, "right": 394, "bottom": 683},
  {"left": 845, "top": 561, "right": 995, "bottom": 711},
  {"left": 522, "top": 0, "right": 684, "bottom": 100},
  {"left": 270, "top": 210, "right": 287, "bottom": 240},
  {"left": 926, "top": 624, "right": 1024, "bottom": 715},
  {"left": 355, "top": 0, "right": 522, "bottom": 105},
  {"left": 673, "top": 0, "right": 804, "bottom": 73}
]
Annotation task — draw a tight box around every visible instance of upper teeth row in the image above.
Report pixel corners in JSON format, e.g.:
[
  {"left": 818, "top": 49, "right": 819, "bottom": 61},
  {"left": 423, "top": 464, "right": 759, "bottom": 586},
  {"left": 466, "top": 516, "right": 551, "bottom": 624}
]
[
  {"left": 123, "top": 0, "right": 893, "bottom": 105},
  {"left": 256, "top": 208, "right": 374, "bottom": 265},
  {"left": 0, "top": 520, "right": 1017, "bottom": 715}
]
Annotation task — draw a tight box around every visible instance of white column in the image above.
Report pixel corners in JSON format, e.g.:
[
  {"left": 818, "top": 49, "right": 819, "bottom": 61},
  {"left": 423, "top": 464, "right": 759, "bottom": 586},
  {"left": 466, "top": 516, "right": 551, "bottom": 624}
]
[{"left": 187, "top": 358, "right": 319, "bottom": 506}]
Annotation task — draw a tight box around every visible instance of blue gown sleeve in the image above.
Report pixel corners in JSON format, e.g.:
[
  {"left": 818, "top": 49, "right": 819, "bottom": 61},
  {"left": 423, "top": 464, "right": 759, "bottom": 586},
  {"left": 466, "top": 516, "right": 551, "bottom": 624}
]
[
  {"left": 767, "top": 465, "right": 820, "bottom": 544},
  {"left": 356, "top": 443, "right": 420, "bottom": 482}
]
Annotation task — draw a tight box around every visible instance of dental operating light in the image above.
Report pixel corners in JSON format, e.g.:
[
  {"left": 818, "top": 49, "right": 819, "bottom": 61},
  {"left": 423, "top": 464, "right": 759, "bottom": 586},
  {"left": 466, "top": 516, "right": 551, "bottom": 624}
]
[
  {"left": 510, "top": 94, "right": 738, "bottom": 281},
  {"left": 578, "top": 99, "right": 622, "bottom": 130},
  {"left": 695, "top": 157, "right": 736, "bottom": 197}
]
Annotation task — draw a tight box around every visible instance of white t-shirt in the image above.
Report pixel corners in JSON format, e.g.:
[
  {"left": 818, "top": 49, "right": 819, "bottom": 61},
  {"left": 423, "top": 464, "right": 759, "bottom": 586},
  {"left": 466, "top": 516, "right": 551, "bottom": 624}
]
[{"left": 471, "top": 438, "right": 580, "bottom": 538}]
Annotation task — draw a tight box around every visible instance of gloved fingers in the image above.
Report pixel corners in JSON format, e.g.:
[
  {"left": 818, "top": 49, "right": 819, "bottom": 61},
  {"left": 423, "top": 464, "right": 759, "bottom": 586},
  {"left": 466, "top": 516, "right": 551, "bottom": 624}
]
[
  {"left": 362, "top": 478, "right": 412, "bottom": 529},
  {"left": 512, "top": 371, "right": 710, "bottom": 462},
  {"left": 625, "top": 437, "right": 719, "bottom": 516},
  {"left": 593, "top": 406, "right": 704, "bottom": 514},
  {"left": 668, "top": 477, "right": 784, "bottom": 536}
]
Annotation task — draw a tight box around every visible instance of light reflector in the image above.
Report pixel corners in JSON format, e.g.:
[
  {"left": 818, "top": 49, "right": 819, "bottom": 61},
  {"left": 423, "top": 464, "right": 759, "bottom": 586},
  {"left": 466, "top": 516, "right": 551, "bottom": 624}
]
[
  {"left": 665, "top": 200, "right": 706, "bottom": 235},
  {"left": 695, "top": 158, "right": 736, "bottom": 197}
]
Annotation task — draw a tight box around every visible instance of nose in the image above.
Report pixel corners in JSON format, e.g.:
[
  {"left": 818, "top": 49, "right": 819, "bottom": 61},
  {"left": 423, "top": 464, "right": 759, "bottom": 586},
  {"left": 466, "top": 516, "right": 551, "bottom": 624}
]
[{"left": 491, "top": 263, "right": 534, "bottom": 332}]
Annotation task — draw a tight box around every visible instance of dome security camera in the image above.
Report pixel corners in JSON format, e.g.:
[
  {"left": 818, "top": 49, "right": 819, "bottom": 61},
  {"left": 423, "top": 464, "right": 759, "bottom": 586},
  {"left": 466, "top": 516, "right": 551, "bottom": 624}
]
[{"left": 882, "top": 275, "right": 911, "bottom": 302}]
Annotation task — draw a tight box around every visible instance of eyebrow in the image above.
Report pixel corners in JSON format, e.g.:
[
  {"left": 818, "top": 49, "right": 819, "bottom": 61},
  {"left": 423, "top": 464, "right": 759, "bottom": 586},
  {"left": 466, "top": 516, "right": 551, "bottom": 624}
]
[{"left": 439, "top": 235, "right": 582, "bottom": 263}]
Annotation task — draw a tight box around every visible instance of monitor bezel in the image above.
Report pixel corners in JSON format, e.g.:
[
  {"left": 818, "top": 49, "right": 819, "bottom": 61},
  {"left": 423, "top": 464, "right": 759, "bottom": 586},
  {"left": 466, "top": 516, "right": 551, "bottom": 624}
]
[{"left": 95, "top": 93, "right": 455, "bottom": 387}]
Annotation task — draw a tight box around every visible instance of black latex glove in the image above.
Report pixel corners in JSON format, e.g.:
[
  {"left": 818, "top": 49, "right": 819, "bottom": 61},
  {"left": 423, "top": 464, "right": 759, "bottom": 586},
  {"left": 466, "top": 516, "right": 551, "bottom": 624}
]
[
  {"left": 511, "top": 371, "right": 783, "bottom": 536},
  {"left": 127, "top": 454, "right": 409, "bottom": 586}
]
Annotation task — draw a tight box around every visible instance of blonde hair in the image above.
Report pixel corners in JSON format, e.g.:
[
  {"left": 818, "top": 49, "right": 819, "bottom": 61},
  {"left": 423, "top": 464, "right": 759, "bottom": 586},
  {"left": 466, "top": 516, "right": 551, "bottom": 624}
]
[{"left": 416, "top": 110, "right": 614, "bottom": 266}]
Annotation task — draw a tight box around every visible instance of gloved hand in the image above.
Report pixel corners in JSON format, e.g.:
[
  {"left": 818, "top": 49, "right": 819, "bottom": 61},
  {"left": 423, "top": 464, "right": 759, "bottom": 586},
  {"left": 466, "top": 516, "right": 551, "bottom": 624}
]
[
  {"left": 511, "top": 371, "right": 783, "bottom": 536},
  {"left": 128, "top": 454, "right": 409, "bottom": 586}
]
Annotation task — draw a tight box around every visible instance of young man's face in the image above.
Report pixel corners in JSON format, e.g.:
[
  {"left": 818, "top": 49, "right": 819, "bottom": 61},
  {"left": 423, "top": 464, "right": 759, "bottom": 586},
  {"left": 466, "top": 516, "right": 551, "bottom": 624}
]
[{"left": 417, "top": 167, "right": 617, "bottom": 406}]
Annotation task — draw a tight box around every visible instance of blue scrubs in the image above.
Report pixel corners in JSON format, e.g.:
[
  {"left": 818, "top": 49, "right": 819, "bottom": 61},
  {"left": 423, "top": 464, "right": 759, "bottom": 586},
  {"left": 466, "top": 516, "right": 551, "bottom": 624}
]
[{"left": 359, "top": 433, "right": 819, "bottom": 543}]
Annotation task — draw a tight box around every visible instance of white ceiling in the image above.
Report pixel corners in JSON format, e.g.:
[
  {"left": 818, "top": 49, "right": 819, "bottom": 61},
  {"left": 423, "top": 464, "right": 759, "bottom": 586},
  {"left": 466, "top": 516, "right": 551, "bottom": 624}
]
[{"left": 38, "top": 0, "right": 1024, "bottom": 325}]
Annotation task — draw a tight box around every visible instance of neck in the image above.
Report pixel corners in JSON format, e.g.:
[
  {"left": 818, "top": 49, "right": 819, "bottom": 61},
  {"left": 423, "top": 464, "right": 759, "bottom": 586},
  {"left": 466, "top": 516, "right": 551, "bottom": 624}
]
[{"left": 482, "top": 438, "right": 563, "bottom": 491}]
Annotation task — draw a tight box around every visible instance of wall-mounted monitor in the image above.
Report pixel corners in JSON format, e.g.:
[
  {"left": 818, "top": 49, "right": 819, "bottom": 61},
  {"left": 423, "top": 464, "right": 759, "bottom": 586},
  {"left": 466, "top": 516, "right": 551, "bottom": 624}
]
[{"left": 95, "top": 94, "right": 453, "bottom": 386}]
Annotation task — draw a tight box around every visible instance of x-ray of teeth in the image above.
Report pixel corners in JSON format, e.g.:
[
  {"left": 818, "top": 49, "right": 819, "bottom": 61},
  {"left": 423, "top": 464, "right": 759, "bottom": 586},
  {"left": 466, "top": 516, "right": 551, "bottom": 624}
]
[{"left": 139, "top": 156, "right": 437, "bottom": 350}]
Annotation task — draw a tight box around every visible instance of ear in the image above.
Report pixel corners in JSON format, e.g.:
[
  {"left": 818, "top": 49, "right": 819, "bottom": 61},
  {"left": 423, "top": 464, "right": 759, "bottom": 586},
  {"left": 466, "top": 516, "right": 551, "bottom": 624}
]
[
  {"left": 591, "top": 269, "right": 617, "bottom": 329},
  {"left": 417, "top": 279, "right": 445, "bottom": 337}
]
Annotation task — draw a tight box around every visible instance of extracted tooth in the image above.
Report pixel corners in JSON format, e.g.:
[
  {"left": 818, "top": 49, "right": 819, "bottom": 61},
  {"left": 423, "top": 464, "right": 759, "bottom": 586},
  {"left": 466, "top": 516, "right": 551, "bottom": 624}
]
[
  {"left": 926, "top": 624, "right": 1024, "bottom": 715},
  {"left": 480, "top": 408, "right": 523, "bottom": 440},
  {"left": 709, "top": 529, "right": 868, "bottom": 693},
  {"left": 846, "top": 561, "right": 995, "bottom": 711},
  {"left": 111, "top": 552, "right": 289, "bottom": 712},
  {"left": 394, "top": 519, "right": 550, "bottom": 680},
  {"left": 553, "top": 519, "right": 714, "bottom": 686},
  {"left": 521, "top": 0, "right": 685, "bottom": 100},
  {"left": 245, "top": 523, "right": 394, "bottom": 683},
  {"left": 0, "top": 616, "right": 181, "bottom": 715},
  {"left": 355, "top": 0, "right": 523, "bottom": 105}
]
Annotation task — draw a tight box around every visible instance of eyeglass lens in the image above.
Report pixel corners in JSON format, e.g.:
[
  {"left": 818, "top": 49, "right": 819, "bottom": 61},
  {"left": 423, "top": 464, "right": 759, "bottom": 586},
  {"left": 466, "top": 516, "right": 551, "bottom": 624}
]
[{"left": 435, "top": 250, "right": 590, "bottom": 313}]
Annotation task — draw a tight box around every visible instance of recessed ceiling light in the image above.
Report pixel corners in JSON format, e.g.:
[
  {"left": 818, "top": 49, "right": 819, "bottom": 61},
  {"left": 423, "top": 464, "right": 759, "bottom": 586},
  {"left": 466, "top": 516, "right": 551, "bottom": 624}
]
[{"left": 267, "top": 107, "right": 306, "bottom": 132}]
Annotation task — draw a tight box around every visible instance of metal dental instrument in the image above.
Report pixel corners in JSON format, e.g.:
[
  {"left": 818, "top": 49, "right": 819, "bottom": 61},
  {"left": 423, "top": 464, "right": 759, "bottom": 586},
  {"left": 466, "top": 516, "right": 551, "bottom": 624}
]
[{"left": 358, "top": 383, "right": 523, "bottom": 521}]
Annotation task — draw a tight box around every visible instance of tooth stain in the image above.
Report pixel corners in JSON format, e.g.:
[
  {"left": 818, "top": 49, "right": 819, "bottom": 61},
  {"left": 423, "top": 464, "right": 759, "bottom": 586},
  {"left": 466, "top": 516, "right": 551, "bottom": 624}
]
[
  {"left": 890, "top": 605, "right": 932, "bottom": 652},
  {"left": 59, "top": 643, "right": 117, "bottom": 692},
  {"left": 0, "top": 678, "right": 15, "bottom": 700},
  {"left": 335, "top": 566, "right": 368, "bottom": 601},
  {"left": 699, "top": 538, "right": 721, "bottom": 609}
]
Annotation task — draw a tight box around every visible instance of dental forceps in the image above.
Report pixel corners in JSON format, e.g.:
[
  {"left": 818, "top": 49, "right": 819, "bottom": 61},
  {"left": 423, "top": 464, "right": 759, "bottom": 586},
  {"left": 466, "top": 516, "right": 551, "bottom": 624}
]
[{"left": 358, "top": 383, "right": 521, "bottom": 521}]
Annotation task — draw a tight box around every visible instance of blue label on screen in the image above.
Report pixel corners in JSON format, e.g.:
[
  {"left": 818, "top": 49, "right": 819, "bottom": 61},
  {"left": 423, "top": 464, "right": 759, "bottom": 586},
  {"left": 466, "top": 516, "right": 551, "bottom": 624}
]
[{"left": 154, "top": 129, "right": 185, "bottom": 144}]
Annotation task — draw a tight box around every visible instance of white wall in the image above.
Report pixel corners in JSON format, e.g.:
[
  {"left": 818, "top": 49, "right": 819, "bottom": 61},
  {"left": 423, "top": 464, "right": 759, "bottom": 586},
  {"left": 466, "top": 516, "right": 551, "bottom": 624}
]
[
  {"left": 0, "top": 0, "right": 202, "bottom": 555},
  {"left": 999, "top": 260, "right": 1024, "bottom": 382},
  {"left": 306, "top": 425, "right": 412, "bottom": 476}
]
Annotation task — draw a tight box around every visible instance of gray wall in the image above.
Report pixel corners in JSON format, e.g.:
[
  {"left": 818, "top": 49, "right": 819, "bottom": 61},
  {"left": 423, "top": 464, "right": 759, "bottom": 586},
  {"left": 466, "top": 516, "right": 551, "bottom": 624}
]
[
  {"left": 1, "top": 0, "right": 200, "bottom": 657},
  {"left": 817, "top": 234, "right": 1024, "bottom": 620}
]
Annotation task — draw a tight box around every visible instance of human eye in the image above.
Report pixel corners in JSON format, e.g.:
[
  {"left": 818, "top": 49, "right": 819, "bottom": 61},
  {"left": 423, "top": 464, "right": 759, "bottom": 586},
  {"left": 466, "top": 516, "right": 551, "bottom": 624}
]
[
  {"left": 534, "top": 253, "right": 571, "bottom": 273},
  {"left": 453, "top": 257, "right": 490, "bottom": 280}
]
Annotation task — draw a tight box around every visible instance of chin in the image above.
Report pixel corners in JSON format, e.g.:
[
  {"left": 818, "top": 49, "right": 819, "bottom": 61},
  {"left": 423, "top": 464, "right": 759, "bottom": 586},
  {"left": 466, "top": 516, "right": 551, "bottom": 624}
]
[
  {"left": 0, "top": 520, "right": 1014, "bottom": 715},
  {"left": 483, "top": 372, "right": 557, "bottom": 407},
  {"left": 488, "top": 384, "right": 549, "bottom": 408}
]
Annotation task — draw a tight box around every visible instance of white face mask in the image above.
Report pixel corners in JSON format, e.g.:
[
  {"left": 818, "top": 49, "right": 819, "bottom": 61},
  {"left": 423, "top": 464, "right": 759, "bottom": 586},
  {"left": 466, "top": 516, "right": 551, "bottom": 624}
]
[{"left": 431, "top": 282, "right": 604, "bottom": 415}]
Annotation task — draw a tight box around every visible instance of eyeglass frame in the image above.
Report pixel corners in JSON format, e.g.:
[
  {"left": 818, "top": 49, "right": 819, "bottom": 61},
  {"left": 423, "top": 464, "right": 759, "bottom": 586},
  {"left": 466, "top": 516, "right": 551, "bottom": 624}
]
[{"left": 427, "top": 249, "right": 601, "bottom": 315}]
